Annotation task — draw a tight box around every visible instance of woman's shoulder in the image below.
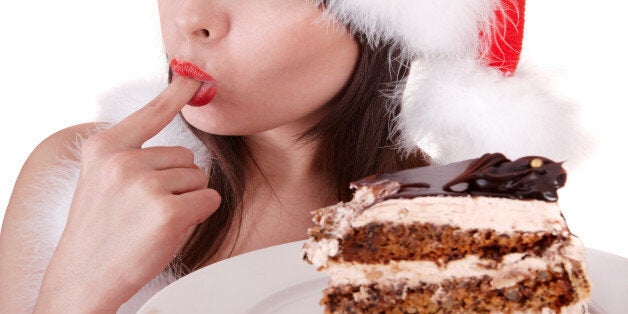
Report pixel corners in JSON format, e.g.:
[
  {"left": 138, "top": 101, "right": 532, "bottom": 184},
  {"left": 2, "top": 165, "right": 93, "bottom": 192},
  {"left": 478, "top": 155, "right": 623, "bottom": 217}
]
[
  {"left": 2, "top": 122, "right": 110, "bottom": 227},
  {"left": 13, "top": 122, "right": 105, "bottom": 189},
  {"left": 3, "top": 122, "right": 108, "bottom": 222},
  {"left": 35, "top": 122, "right": 107, "bottom": 160}
]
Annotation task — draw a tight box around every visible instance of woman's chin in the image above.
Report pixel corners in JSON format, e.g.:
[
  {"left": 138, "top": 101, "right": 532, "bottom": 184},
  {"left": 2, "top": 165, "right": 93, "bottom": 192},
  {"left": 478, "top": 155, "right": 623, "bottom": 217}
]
[
  {"left": 182, "top": 119, "right": 238, "bottom": 135},
  {"left": 181, "top": 105, "right": 228, "bottom": 134},
  {"left": 180, "top": 113, "right": 252, "bottom": 136},
  {"left": 180, "top": 102, "right": 320, "bottom": 137}
]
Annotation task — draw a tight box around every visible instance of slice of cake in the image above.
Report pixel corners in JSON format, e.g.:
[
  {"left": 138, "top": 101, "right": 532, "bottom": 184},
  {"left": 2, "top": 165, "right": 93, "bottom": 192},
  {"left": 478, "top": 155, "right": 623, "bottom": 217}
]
[{"left": 303, "top": 153, "right": 591, "bottom": 313}]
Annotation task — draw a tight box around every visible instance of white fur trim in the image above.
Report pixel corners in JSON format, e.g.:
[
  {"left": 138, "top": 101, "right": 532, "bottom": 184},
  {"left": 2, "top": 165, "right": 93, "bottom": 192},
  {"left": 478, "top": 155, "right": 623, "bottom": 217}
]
[
  {"left": 317, "top": 0, "right": 592, "bottom": 166},
  {"left": 317, "top": 0, "right": 499, "bottom": 58},
  {"left": 397, "top": 58, "right": 592, "bottom": 168},
  {"left": 18, "top": 78, "right": 210, "bottom": 313}
]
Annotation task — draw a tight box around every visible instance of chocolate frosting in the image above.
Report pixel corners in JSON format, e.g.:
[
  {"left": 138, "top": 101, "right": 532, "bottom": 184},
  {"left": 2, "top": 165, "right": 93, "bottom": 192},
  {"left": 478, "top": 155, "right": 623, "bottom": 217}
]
[{"left": 352, "top": 153, "right": 567, "bottom": 202}]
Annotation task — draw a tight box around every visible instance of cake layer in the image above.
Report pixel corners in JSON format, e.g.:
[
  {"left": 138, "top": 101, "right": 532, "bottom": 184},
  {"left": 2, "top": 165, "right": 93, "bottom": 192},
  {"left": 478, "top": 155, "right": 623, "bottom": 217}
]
[
  {"left": 305, "top": 221, "right": 570, "bottom": 268},
  {"left": 305, "top": 196, "right": 571, "bottom": 267},
  {"left": 322, "top": 269, "right": 589, "bottom": 314},
  {"left": 335, "top": 222, "right": 564, "bottom": 264}
]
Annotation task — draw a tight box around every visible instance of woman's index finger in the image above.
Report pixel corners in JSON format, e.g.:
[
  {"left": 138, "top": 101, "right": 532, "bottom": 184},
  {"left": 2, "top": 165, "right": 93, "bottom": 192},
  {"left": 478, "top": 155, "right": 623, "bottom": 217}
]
[{"left": 105, "top": 77, "right": 201, "bottom": 149}]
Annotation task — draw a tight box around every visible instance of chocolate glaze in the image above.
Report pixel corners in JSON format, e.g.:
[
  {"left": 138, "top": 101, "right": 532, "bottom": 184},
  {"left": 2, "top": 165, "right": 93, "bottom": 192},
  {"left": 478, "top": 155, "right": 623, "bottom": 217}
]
[{"left": 352, "top": 153, "right": 566, "bottom": 202}]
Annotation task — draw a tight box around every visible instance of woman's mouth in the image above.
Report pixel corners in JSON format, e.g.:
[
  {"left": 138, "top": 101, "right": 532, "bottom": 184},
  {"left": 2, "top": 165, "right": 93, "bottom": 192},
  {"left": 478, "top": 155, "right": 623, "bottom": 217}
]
[{"left": 170, "top": 58, "right": 217, "bottom": 107}]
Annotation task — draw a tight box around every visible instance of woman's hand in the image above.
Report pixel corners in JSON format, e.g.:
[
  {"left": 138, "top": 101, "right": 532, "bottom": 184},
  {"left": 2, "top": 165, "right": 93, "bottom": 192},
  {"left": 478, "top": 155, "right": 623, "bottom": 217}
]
[{"left": 34, "top": 77, "right": 221, "bottom": 312}]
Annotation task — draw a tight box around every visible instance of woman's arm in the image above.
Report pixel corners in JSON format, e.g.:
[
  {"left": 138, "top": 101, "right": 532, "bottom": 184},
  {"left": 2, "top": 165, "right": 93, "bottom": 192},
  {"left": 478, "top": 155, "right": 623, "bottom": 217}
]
[{"left": 0, "top": 122, "right": 102, "bottom": 312}]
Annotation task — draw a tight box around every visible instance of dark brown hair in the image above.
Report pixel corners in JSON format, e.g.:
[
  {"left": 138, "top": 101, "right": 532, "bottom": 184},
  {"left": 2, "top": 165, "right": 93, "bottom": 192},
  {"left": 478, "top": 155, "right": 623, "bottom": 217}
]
[{"left": 167, "top": 24, "right": 428, "bottom": 277}]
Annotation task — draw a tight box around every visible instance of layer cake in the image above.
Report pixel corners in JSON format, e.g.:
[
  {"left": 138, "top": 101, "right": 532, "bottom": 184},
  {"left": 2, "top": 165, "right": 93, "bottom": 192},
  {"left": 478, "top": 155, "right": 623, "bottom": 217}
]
[{"left": 303, "top": 153, "right": 591, "bottom": 313}]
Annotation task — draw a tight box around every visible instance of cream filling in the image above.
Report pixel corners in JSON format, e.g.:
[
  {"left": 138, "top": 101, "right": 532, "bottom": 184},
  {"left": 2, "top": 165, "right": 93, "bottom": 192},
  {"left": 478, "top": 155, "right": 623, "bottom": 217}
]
[
  {"left": 303, "top": 238, "right": 338, "bottom": 269},
  {"left": 324, "top": 239, "right": 586, "bottom": 290},
  {"left": 326, "top": 254, "right": 551, "bottom": 289},
  {"left": 351, "top": 196, "right": 569, "bottom": 235}
]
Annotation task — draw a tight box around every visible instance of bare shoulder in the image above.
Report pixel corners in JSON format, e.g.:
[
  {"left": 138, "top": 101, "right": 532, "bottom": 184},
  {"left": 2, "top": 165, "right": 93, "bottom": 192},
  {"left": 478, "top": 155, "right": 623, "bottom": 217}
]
[
  {"left": 3, "top": 121, "right": 107, "bottom": 217},
  {"left": 0, "top": 122, "right": 107, "bottom": 311},
  {"left": 7, "top": 122, "right": 107, "bottom": 194},
  {"left": 1, "top": 121, "right": 108, "bottom": 233},
  {"left": 32, "top": 122, "right": 107, "bottom": 162}
]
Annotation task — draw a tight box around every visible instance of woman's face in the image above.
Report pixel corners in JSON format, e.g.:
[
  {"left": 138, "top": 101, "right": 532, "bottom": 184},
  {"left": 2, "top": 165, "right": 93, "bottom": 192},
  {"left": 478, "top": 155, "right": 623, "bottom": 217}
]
[{"left": 158, "top": 0, "right": 360, "bottom": 136}]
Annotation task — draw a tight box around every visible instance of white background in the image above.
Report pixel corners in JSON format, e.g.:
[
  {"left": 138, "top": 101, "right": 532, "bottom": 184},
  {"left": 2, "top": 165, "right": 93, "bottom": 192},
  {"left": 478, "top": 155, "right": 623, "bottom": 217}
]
[{"left": 1, "top": 1, "right": 627, "bottom": 259}]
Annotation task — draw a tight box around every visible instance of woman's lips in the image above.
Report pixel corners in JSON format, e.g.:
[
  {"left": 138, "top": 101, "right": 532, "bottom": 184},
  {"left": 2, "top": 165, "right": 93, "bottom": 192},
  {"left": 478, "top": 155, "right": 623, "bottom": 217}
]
[{"left": 170, "top": 59, "right": 217, "bottom": 107}]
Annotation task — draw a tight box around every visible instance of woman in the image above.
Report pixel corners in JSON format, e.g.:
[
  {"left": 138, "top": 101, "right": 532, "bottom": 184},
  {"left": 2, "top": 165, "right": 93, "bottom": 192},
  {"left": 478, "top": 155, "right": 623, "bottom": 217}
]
[{"left": 0, "top": 0, "right": 583, "bottom": 312}]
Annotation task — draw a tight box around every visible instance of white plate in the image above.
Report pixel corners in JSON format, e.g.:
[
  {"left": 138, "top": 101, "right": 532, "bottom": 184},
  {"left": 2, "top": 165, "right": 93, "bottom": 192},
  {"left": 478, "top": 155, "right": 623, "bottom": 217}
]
[{"left": 138, "top": 241, "right": 627, "bottom": 314}]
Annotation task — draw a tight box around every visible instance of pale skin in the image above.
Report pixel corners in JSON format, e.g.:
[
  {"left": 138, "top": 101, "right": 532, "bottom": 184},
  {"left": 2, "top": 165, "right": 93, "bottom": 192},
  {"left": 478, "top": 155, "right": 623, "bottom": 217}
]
[{"left": 0, "top": 0, "right": 359, "bottom": 312}]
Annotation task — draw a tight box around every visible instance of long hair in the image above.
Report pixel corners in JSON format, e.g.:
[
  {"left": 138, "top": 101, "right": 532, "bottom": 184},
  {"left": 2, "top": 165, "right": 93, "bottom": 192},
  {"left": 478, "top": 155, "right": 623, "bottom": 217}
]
[{"left": 167, "top": 19, "right": 429, "bottom": 277}]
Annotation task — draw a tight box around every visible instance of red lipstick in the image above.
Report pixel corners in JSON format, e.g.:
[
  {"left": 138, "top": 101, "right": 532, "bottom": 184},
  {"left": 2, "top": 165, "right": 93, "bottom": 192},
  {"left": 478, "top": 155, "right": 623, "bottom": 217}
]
[{"left": 170, "top": 59, "right": 217, "bottom": 107}]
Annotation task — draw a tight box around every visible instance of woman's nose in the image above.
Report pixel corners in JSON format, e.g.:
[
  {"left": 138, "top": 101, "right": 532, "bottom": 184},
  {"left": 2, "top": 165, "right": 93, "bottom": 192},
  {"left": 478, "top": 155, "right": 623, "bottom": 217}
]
[{"left": 174, "top": 0, "right": 229, "bottom": 43}]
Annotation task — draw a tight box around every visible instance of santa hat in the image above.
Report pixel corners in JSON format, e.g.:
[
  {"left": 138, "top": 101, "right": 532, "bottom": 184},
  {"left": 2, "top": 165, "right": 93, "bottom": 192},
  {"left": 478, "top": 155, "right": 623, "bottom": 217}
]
[{"left": 318, "top": 0, "right": 590, "bottom": 167}]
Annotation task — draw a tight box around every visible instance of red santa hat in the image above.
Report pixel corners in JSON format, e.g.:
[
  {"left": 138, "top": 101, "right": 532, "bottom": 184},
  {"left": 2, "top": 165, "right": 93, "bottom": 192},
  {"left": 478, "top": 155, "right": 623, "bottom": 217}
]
[{"left": 319, "top": 0, "right": 589, "bottom": 167}]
